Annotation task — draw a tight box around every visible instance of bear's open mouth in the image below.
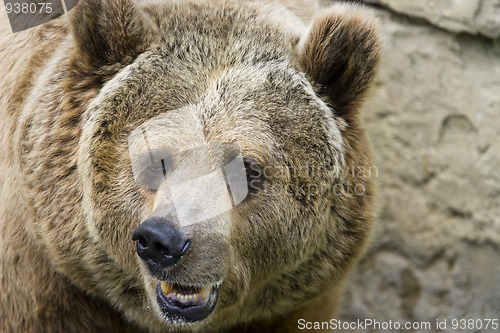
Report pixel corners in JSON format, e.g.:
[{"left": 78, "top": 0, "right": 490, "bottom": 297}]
[{"left": 156, "top": 281, "right": 219, "bottom": 323}]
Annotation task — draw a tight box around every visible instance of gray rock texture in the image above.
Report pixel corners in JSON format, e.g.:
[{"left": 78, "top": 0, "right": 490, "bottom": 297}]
[
  {"left": 319, "top": 2, "right": 500, "bottom": 331},
  {"left": 365, "top": 0, "right": 500, "bottom": 39}
]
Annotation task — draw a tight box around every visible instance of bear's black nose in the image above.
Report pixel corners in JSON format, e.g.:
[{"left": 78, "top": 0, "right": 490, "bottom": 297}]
[{"left": 132, "top": 217, "right": 191, "bottom": 269}]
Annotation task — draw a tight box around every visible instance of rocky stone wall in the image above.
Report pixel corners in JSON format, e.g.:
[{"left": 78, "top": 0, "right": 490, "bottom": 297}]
[{"left": 321, "top": 1, "right": 500, "bottom": 331}]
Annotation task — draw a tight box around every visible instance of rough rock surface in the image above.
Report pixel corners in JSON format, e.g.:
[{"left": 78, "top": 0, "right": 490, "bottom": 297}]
[
  {"left": 319, "top": 2, "right": 500, "bottom": 331},
  {"left": 365, "top": 0, "right": 500, "bottom": 39}
]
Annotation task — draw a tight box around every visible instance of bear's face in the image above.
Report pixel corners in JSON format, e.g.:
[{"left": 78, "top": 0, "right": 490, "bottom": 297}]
[{"left": 72, "top": 0, "right": 379, "bottom": 330}]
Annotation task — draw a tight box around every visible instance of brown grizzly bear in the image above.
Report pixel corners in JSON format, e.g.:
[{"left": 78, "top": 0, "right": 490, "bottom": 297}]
[{"left": 0, "top": 0, "right": 380, "bottom": 332}]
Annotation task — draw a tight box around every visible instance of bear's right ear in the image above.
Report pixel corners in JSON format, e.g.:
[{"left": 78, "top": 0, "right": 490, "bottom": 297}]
[
  {"left": 298, "top": 4, "right": 381, "bottom": 122},
  {"left": 70, "top": 0, "right": 156, "bottom": 72}
]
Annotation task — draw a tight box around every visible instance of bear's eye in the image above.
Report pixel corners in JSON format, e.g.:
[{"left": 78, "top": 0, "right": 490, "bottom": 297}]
[
  {"left": 149, "top": 159, "right": 167, "bottom": 176},
  {"left": 134, "top": 151, "right": 171, "bottom": 190},
  {"left": 245, "top": 165, "right": 255, "bottom": 179},
  {"left": 243, "top": 158, "right": 262, "bottom": 186}
]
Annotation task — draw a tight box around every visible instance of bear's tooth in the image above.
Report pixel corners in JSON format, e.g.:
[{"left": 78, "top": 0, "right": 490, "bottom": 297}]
[
  {"left": 161, "top": 281, "right": 173, "bottom": 295},
  {"left": 199, "top": 286, "right": 211, "bottom": 300}
]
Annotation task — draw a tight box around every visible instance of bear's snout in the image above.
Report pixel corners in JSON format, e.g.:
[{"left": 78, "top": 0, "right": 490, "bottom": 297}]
[{"left": 132, "top": 217, "right": 191, "bottom": 271}]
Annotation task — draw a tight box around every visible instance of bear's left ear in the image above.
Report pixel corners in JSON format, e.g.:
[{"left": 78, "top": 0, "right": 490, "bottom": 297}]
[
  {"left": 70, "top": 0, "right": 156, "bottom": 72},
  {"left": 298, "top": 4, "right": 381, "bottom": 121}
]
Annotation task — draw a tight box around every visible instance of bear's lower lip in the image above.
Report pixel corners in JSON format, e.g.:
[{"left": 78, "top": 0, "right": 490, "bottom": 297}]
[{"left": 156, "top": 281, "right": 219, "bottom": 323}]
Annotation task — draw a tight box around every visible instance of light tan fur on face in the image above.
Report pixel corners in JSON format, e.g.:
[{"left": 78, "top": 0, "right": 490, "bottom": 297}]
[{"left": 0, "top": 0, "right": 380, "bottom": 332}]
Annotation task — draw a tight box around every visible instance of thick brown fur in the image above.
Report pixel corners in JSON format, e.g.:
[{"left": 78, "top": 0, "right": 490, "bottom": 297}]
[{"left": 0, "top": 0, "right": 380, "bottom": 332}]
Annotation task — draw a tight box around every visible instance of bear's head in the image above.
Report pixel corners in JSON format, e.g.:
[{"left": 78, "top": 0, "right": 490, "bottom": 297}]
[{"left": 71, "top": 0, "right": 380, "bottom": 330}]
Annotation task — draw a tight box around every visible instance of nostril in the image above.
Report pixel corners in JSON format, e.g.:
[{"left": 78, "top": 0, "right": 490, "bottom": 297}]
[
  {"left": 137, "top": 238, "right": 148, "bottom": 250},
  {"left": 181, "top": 239, "right": 192, "bottom": 256}
]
